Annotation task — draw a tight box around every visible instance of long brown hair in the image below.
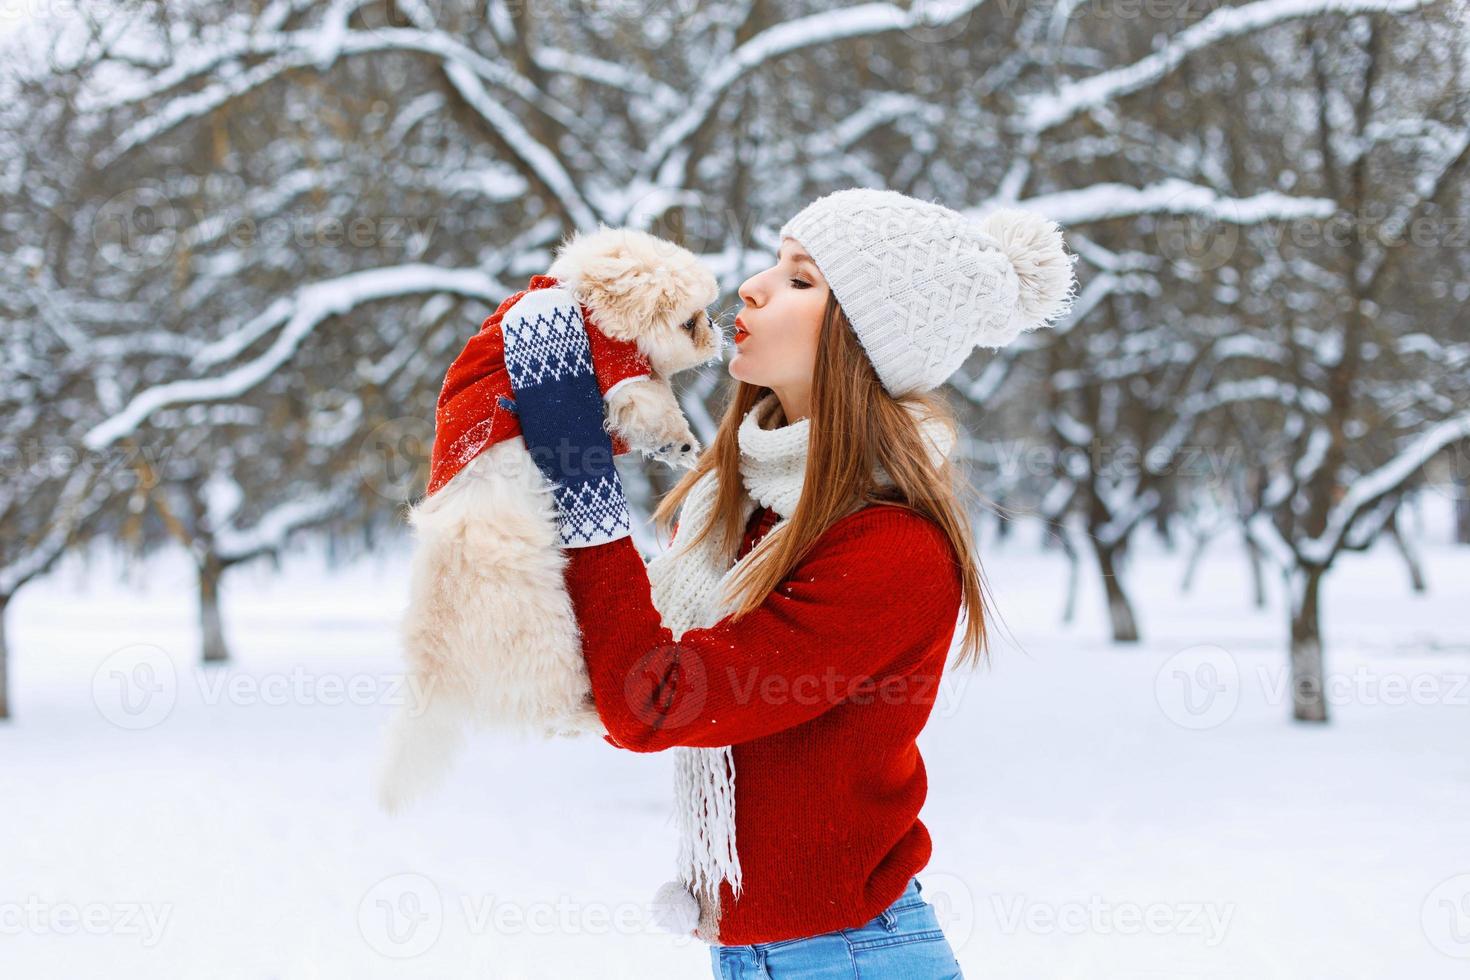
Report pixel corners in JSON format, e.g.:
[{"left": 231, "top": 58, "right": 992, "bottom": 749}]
[{"left": 650, "top": 290, "right": 996, "bottom": 670}]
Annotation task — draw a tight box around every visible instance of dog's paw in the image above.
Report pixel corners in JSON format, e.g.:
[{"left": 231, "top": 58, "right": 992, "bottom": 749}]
[{"left": 651, "top": 438, "right": 701, "bottom": 471}]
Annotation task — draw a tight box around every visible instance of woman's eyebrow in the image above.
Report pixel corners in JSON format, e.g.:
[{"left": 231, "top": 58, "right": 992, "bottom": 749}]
[{"left": 777, "top": 245, "right": 819, "bottom": 271}]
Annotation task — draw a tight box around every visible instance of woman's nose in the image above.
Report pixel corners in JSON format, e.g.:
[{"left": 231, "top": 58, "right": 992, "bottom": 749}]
[{"left": 738, "top": 276, "right": 761, "bottom": 308}]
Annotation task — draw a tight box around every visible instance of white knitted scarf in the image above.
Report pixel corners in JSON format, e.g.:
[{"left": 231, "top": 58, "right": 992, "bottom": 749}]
[{"left": 642, "top": 391, "right": 955, "bottom": 939}]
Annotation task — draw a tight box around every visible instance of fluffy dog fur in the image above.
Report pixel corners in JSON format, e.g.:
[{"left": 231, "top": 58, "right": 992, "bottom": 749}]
[{"left": 378, "top": 227, "right": 722, "bottom": 813}]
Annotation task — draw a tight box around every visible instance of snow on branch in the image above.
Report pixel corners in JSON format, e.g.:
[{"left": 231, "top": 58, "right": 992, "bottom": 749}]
[
  {"left": 0, "top": 461, "right": 111, "bottom": 596},
  {"left": 1181, "top": 377, "right": 1331, "bottom": 423},
  {"left": 93, "top": 28, "right": 582, "bottom": 171},
  {"left": 1342, "top": 493, "right": 1399, "bottom": 551},
  {"left": 1397, "top": 333, "right": 1470, "bottom": 370},
  {"left": 88, "top": 26, "right": 542, "bottom": 116},
  {"left": 1096, "top": 486, "right": 1161, "bottom": 548},
  {"left": 84, "top": 263, "right": 507, "bottom": 451},
  {"left": 1302, "top": 412, "right": 1470, "bottom": 564},
  {"left": 1265, "top": 425, "right": 1332, "bottom": 511},
  {"left": 1149, "top": 377, "right": 1330, "bottom": 473},
  {"left": 1244, "top": 509, "right": 1297, "bottom": 571},
  {"left": 1018, "top": 0, "right": 1436, "bottom": 133},
  {"left": 532, "top": 47, "right": 680, "bottom": 108},
  {"left": 190, "top": 297, "right": 295, "bottom": 371},
  {"left": 1012, "top": 179, "right": 1337, "bottom": 227},
  {"left": 819, "top": 92, "right": 943, "bottom": 151},
  {"left": 95, "top": 50, "right": 314, "bottom": 168},
  {"left": 639, "top": 0, "right": 985, "bottom": 180},
  {"left": 215, "top": 484, "right": 353, "bottom": 563},
  {"left": 440, "top": 60, "right": 598, "bottom": 229}
]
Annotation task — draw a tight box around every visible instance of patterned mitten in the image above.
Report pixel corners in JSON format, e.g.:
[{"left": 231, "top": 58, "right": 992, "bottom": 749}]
[{"left": 502, "top": 286, "right": 633, "bottom": 547}]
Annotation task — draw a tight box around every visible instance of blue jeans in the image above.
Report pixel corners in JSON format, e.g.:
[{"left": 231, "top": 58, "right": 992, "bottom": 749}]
[{"left": 708, "top": 877, "right": 965, "bottom": 979}]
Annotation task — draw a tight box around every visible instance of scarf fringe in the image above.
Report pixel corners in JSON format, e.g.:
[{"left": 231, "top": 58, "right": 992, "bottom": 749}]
[
  {"left": 674, "top": 745, "right": 743, "bottom": 901},
  {"left": 648, "top": 455, "right": 759, "bottom": 922},
  {"left": 645, "top": 398, "right": 797, "bottom": 930}
]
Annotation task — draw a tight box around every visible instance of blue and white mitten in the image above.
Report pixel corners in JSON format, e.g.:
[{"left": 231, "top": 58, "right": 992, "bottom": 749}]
[{"left": 502, "top": 287, "right": 632, "bottom": 548}]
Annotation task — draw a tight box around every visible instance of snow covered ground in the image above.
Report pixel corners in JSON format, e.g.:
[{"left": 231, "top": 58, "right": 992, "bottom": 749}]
[{"left": 2, "top": 495, "right": 1467, "bottom": 979}]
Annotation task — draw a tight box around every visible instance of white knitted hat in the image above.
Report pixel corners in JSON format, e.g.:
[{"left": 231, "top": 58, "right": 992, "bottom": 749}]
[{"left": 778, "top": 187, "right": 1079, "bottom": 397}]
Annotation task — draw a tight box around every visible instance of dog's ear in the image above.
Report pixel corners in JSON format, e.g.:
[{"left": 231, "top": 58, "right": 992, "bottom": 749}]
[{"left": 547, "top": 227, "right": 714, "bottom": 342}]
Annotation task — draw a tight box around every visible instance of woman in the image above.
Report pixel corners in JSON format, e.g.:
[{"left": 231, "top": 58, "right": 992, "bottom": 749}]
[{"left": 507, "top": 187, "right": 1077, "bottom": 978}]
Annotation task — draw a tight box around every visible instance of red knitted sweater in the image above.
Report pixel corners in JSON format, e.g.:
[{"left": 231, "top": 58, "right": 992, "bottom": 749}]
[{"left": 562, "top": 501, "right": 965, "bottom": 945}]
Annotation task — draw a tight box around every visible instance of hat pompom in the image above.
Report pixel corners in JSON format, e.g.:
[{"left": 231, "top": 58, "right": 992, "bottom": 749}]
[
  {"left": 649, "top": 879, "right": 701, "bottom": 935},
  {"left": 978, "top": 207, "right": 1079, "bottom": 333}
]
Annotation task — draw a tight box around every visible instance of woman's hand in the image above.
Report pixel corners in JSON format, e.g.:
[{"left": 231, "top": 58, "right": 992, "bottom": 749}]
[{"left": 503, "top": 286, "right": 632, "bottom": 548}]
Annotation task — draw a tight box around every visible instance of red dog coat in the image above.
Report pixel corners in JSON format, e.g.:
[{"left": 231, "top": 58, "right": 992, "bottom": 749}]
[{"left": 425, "top": 274, "right": 651, "bottom": 497}]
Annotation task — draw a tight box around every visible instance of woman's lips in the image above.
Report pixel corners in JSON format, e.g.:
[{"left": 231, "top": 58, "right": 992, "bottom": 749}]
[{"left": 734, "top": 317, "right": 750, "bottom": 344}]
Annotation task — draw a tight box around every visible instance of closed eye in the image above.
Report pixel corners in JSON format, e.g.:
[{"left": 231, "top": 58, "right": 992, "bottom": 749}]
[{"left": 790, "top": 278, "right": 811, "bottom": 289}]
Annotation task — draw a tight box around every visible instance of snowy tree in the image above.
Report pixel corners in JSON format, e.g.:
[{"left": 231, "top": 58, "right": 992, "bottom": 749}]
[
  {"left": 896, "top": 0, "right": 1458, "bottom": 659},
  {"left": 3, "top": 0, "right": 1465, "bottom": 724}
]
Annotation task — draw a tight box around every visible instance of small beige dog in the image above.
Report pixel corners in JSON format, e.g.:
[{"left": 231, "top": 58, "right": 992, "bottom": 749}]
[{"left": 378, "top": 227, "right": 723, "bottom": 812}]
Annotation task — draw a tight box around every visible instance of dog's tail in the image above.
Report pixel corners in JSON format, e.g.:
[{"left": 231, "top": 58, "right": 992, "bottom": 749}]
[{"left": 376, "top": 688, "right": 465, "bottom": 815}]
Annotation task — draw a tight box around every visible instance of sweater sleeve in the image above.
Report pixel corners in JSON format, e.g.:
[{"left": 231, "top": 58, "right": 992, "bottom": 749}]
[
  {"left": 564, "top": 506, "right": 963, "bottom": 753},
  {"left": 586, "top": 321, "right": 651, "bottom": 401},
  {"left": 584, "top": 323, "right": 649, "bottom": 457}
]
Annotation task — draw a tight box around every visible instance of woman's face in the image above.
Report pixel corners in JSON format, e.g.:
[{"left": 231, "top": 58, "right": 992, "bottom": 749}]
[{"left": 730, "top": 237, "right": 831, "bottom": 414}]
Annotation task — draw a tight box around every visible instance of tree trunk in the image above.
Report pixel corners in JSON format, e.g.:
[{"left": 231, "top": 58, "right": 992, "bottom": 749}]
[
  {"left": 1062, "top": 533, "right": 1079, "bottom": 625},
  {"left": 199, "top": 553, "right": 230, "bottom": 664},
  {"left": 1244, "top": 530, "right": 1267, "bottom": 609},
  {"left": 1093, "top": 541, "right": 1139, "bottom": 643},
  {"left": 1287, "top": 567, "right": 1329, "bottom": 723},
  {"left": 1152, "top": 500, "right": 1174, "bottom": 549},
  {"left": 1456, "top": 475, "right": 1470, "bottom": 545},
  {"left": 1385, "top": 511, "right": 1426, "bottom": 593},
  {"left": 0, "top": 592, "right": 9, "bottom": 720},
  {"left": 1181, "top": 530, "right": 1211, "bottom": 594}
]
